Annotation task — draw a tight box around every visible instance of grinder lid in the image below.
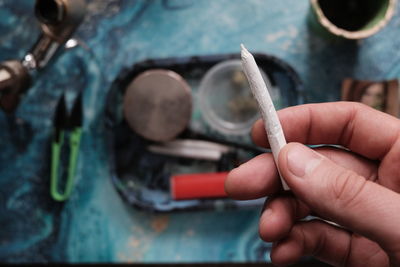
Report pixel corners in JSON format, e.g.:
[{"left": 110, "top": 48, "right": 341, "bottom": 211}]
[{"left": 123, "top": 69, "right": 192, "bottom": 142}]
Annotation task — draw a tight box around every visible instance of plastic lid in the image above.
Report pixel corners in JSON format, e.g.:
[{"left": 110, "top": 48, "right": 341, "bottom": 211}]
[{"left": 198, "top": 59, "right": 273, "bottom": 135}]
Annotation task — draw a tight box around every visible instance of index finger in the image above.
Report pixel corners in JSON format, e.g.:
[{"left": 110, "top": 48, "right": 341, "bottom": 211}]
[{"left": 252, "top": 102, "right": 400, "bottom": 160}]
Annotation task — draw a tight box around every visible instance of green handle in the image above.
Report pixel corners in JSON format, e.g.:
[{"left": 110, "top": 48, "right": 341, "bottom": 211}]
[{"left": 50, "top": 129, "right": 82, "bottom": 201}]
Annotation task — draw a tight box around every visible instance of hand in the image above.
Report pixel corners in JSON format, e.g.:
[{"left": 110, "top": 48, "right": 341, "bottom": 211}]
[{"left": 225, "top": 102, "right": 400, "bottom": 266}]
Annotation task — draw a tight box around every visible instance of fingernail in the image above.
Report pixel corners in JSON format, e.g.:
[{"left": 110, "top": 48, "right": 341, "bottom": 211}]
[{"left": 286, "top": 144, "right": 322, "bottom": 178}]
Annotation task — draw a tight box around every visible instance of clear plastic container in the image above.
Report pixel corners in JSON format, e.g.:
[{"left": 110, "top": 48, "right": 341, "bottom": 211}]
[{"left": 198, "top": 59, "right": 274, "bottom": 135}]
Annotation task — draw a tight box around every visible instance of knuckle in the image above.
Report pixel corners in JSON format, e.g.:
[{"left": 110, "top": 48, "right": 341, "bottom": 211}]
[{"left": 331, "top": 169, "right": 368, "bottom": 209}]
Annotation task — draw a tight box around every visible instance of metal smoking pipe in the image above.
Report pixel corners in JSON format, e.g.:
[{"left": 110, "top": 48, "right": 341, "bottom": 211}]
[{"left": 0, "top": 0, "right": 86, "bottom": 113}]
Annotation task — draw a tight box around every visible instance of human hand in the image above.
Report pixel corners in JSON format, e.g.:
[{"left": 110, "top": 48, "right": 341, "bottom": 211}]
[{"left": 225, "top": 102, "right": 400, "bottom": 266}]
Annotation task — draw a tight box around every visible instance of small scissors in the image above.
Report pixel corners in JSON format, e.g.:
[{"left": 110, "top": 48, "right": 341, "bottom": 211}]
[{"left": 50, "top": 92, "right": 83, "bottom": 201}]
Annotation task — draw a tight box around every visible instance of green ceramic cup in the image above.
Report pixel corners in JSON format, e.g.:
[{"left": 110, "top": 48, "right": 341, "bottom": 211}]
[{"left": 309, "top": 0, "right": 397, "bottom": 39}]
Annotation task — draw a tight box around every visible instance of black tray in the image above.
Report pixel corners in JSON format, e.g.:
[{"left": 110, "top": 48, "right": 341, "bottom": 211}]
[{"left": 105, "top": 52, "right": 304, "bottom": 212}]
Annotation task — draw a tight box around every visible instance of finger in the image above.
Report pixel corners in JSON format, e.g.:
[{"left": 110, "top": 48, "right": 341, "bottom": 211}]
[
  {"left": 271, "top": 220, "right": 389, "bottom": 267},
  {"left": 225, "top": 153, "right": 280, "bottom": 200},
  {"left": 311, "top": 146, "right": 378, "bottom": 182},
  {"left": 279, "top": 143, "right": 400, "bottom": 258},
  {"left": 251, "top": 119, "right": 269, "bottom": 147},
  {"left": 259, "top": 195, "right": 309, "bottom": 242},
  {"left": 225, "top": 146, "right": 378, "bottom": 200},
  {"left": 252, "top": 102, "right": 400, "bottom": 160}
]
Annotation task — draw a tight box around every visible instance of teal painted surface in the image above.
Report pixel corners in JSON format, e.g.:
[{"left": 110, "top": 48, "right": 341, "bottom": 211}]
[{"left": 0, "top": 0, "right": 400, "bottom": 263}]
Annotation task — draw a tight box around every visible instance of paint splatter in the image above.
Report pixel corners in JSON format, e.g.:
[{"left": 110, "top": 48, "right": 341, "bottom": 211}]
[
  {"left": 185, "top": 229, "right": 195, "bottom": 237},
  {"left": 150, "top": 215, "right": 169, "bottom": 233},
  {"left": 265, "top": 25, "right": 298, "bottom": 43},
  {"left": 128, "top": 237, "right": 141, "bottom": 248}
]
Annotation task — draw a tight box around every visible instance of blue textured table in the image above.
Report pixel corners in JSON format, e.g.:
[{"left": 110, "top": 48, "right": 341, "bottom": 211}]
[{"left": 1, "top": 0, "right": 400, "bottom": 263}]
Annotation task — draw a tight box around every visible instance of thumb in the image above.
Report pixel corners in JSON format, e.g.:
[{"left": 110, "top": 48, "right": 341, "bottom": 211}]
[{"left": 278, "top": 142, "right": 400, "bottom": 255}]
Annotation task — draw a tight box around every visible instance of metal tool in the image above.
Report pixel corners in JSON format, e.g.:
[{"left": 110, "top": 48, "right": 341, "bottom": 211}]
[
  {"left": 25, "top": 0, "right": 87, "bottom": 70},
  {"left": 0, "top": 61, "right": 31, "bottom": 112},
  {"left": 0, "top": 0, "right": 86, "bottom": 112},
  {"left": 147, "top": 139, "right": 232, "bottom": 161},
  {"left": 50, "top": 92, "right": 83, "bottom": 201}
]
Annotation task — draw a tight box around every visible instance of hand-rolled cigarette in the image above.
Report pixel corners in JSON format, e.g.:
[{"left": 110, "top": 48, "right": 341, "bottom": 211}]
[{"left": 240, "top": 44, "right": 289, "bottom": 190}]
